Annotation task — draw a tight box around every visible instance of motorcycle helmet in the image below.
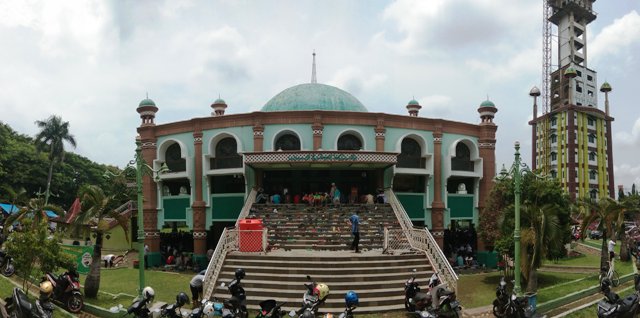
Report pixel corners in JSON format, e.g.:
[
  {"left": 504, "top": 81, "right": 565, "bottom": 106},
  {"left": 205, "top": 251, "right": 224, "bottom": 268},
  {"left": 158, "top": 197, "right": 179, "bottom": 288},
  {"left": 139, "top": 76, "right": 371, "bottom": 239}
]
[
  {"left": 203, "top": 302, "right": 216, "bottom": 318},
  {"left": 600, "top": 278, "right": 612, "bottom": 292},
  {"left": 313, "top": 283, "right": 330, "bottom": 300},
  {"left": 235, "top": 268, "right": 246, "bottom": 280},
  {"left": 176, "top": 292, "right": 189, "bottom": 307},
  {"left": 39, "top": 281, "right": 53, "bottom": 295},
  {"left": 345, "top": 290, "right": 358, "bottom": 307},
  {"left": 142, "top": 286, "right": 155, "bottom": 302}
]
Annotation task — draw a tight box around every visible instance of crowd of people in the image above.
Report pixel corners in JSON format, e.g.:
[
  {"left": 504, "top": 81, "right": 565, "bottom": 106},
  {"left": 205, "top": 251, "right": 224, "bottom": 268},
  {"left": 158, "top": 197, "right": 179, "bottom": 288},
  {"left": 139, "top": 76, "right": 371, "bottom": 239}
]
[
  {"left": 443, "top": 224, "right": 478, "bottom": 268},
  {"left": 255, "top": 184, "right": 387, "bottom": 206}
]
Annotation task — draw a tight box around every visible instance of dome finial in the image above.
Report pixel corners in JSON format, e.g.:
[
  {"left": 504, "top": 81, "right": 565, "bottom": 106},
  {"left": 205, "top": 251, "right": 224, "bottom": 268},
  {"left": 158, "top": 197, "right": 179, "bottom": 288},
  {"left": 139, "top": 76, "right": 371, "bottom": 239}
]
[{"left": 311, "top": 50, "right": 317, "bottom": 84}]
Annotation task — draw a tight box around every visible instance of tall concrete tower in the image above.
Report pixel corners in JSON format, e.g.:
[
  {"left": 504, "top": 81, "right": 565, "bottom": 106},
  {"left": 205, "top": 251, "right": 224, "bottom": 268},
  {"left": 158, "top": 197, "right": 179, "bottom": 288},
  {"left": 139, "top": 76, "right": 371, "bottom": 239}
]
[{"left": 530, "top": 0, "right": 615, "bottom": 200}]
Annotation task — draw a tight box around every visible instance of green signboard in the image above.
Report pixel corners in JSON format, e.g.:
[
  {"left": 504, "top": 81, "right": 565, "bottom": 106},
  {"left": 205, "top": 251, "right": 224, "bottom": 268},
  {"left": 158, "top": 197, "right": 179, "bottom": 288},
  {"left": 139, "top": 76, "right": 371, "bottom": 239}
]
[{"left": 60, "top": 245, "right": 94, "bottom": 274}]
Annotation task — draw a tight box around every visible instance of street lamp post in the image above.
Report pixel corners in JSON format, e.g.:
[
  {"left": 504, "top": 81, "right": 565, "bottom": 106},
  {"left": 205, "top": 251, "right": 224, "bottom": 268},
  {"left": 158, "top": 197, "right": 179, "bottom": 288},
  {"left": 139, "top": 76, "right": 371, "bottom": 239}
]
[
  {"left": 105, "top": 137, "right": 167, "bottom": 297},
  {"left": 498, "top": 141, "right": 541, "bottom": 296}
]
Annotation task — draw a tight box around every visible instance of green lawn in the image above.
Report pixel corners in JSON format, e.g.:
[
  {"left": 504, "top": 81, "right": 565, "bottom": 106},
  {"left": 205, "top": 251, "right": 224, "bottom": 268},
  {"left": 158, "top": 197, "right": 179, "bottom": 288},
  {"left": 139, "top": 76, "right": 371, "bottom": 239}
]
[{"left": 80, "top": 268, "right": 193, "bottom": 308}]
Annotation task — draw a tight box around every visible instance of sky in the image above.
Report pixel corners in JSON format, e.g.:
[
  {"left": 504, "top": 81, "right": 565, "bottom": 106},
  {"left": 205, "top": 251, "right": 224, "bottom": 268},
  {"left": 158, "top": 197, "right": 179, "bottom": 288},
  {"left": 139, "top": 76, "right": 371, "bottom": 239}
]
[{"left": 1, "top": 0, "right": 639, "bottom": 191}]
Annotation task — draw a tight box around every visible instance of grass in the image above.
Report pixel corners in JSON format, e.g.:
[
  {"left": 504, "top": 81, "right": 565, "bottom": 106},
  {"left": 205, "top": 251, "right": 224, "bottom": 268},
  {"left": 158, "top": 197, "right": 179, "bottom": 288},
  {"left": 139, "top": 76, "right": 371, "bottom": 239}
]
[
  {"left": 79, "top": 268, "right": 193, "bottom": 308},
  {"left": 0, "top": 276, "right": 70, "bottom": 317}
]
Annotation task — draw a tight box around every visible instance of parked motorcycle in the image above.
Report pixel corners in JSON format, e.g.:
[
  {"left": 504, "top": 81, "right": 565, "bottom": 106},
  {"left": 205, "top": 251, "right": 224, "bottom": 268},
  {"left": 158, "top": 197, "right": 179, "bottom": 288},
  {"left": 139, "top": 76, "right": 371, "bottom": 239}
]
[
  {"left": 4, "top": 281, "right": 55, "bottom": 318},
  {"left": 255, "top": 299, "right": 286, "bottom": 318},
  {"left": 289, "top": 275, "right": 329, "bottom": 318},
  {"left": 0, "top": 250, "right": 16, "bottom": 277},
  {"left": 492, "top": 277, "right": 509, "bottom": 317},
  {"left": 493, "top": 282, "right": 532, "bottom": 318},
  {"left": 42, "top": 269, "right": 83, "bottom": 313},
  {"left": 126, "top": 286, "right": 155, "bottom": 318},
  {"left": 596, "top": 276, "right": 640, "bottom": 318},
  {"left": 189, "top": 299, "right": 224, "bottom": 318},
  {"left": 160, "top": 292, "right": 190, "bottom": 318},
  {"left": 404, "top": 270, "right": 461, "bottom": 317},
  {"left": 336, "top": 291, "right": 358, "bottom": 318},
  {"left": 220, "top": 268, "right": 248, "bottom": 318}
]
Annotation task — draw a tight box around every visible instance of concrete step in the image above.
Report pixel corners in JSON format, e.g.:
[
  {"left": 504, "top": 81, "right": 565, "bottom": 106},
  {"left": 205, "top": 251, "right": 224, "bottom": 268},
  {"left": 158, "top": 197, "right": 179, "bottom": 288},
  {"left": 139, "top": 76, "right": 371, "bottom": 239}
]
[
  {"left": 225, "top": 252, "right": 423, "bottom": 262},
  {"left": 224, "top": 256, "right": 427, "bottom": 268},
  {"left": 212, "top": 292, "right": 408, "bottom": 310},
  {"left": 219, "top": 263, "right": 430, "bottom": 275},
  {"left": 213, "top": 277, "right": 430, "bottom": 291},
  {"left": 217, "top": 270, "right": 433, "bottom": 283}
]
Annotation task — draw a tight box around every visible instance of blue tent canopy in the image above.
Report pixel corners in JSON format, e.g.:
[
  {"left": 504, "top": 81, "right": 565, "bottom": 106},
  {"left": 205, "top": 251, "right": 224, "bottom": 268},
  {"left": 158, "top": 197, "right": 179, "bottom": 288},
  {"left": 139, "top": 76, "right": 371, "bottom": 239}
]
[
  {"left": 45, "top": 210, "right": 58, "bottom": 218},
  {"left": 0, "top": 203, "right": 19, "bottom": 214}
]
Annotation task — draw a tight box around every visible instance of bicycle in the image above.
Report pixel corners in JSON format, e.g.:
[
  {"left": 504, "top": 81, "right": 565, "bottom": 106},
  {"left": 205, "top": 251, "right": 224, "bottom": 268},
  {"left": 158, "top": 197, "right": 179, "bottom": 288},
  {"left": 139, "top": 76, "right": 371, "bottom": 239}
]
[{"left": 600, "top": 259, "right": 620, "bottom": 287}]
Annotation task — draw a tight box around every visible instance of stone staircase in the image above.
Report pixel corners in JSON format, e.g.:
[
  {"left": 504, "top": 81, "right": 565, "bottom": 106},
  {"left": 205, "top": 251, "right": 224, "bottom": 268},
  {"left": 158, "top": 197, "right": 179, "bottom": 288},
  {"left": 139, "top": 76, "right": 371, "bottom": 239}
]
[{"left": 210, "top": 204, "right": 434, "bottom": 313}]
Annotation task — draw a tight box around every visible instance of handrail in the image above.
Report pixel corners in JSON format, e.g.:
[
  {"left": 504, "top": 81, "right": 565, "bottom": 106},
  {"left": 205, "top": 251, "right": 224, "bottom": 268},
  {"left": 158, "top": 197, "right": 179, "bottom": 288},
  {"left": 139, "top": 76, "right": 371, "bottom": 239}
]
[
  {"left": 386, "top": 189, "right": 458, "bottom": 293},
  {"left": 204, "top": 188, "right": 257, "bottom": 300},
  {"left": 202, "top": 227, "right": 238, "bottom": 300},
  {"left": 235, "top": 188, "right": 257, "bottom": 227}
]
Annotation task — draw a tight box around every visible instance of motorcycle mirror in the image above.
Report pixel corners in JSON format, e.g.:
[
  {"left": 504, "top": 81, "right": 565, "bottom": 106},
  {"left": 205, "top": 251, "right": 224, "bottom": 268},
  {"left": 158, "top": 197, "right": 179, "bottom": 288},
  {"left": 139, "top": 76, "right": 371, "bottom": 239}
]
[{"left": 289, "top": 310, "right": 297, "bottom": 317}]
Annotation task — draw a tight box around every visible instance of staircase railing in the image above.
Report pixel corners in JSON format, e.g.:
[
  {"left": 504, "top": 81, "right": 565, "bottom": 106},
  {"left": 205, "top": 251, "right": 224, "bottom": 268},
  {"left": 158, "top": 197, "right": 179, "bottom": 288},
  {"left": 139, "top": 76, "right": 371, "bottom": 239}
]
[
  {"left": 235, "top": 188, "right": 257, "bottom": 227},
  {"left": 202, "top": 227, "right": 238, "bottom": 300},
  {"left": 203, "top": 188, "right": 257, "bottom": 300},
  {"left": 386, "top": 189, "right": 458, "bottom": 293}
]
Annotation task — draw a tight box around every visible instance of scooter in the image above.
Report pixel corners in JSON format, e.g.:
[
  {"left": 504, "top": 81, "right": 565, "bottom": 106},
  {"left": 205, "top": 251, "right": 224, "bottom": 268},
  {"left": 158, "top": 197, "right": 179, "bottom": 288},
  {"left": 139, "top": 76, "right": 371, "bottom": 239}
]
[
  {"left": 596, "top": 276, "right": 640, "bottom": 318},
  {"left": 404, "top": 269, "right": 432, "bottom": 313},
  {"left": 404, "top": 270, "right": 461, "bottom": 317},
  {"left": 4, "top": 287, "right": 55, "bottom": 318},
  {"left": 189, "top": 299, "right": 224, "bottom": 318},
  {"left": 289, "top": 275, "right": 329, "bottom": 318},
  {"left": 42, "top": 270, "right": 84, "bottom": 313},
  {"left": 255, "top": 299, "right": 286, "bottom": 318},
  {"left": 0, "top": 250, "right": 16, "bottom": 277}
]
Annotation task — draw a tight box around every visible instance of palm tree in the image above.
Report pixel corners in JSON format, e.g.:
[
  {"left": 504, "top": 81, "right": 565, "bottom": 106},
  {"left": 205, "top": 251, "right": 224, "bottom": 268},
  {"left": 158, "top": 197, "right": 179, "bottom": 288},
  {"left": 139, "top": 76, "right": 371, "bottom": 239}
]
[
  {"left": 579, "top": 197, "right": 625, "bottom": 273},
  {"left": 73, "top": 185, "right": 129, "bottom": 298},
  {"left": 34, "top": 115, "right": 77, "bottom": 205},
  {"left": 519, "top": 203, "right": 563, "bottom": 292}
]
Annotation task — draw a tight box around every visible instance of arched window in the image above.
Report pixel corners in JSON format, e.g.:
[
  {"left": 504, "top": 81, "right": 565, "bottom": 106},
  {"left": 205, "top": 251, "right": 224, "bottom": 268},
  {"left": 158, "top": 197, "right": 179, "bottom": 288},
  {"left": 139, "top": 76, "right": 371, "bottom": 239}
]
[
  {"left": 590, "top": 170, "right": 597, "bottom": 180},
  {"left": 165, "top": 143, "right": 186, "bottom": 172},
  {"left": 214, "top": 138, "right": 242, "bottom": 169},
  {"left": 397, "top": 138, "right": 422, "bottom": 168},
  {"left": 275, "top": 134, "right": 300, "bottom": 151},
  {"left": 590, "top": 189, "right": 598, "bottom": 199},
  {"left": 337, "top": 134, "right": 362, "bottom": 151},
  {"left": 451, "top": 143, "right": 473, "bottom": 172},
  {"left": 589, "top": 152, "right": 596, "bottom": 161}
]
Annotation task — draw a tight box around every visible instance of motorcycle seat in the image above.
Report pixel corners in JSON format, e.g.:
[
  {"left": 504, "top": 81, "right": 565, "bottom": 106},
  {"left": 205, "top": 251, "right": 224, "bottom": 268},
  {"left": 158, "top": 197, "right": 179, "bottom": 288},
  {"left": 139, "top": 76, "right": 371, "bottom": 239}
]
[
  {"left": 617, "top": 294, "right": 638, "bottom": 312},
  {"left": 438, "top": 289, "right": 454, "bottom": 297},
  {"left": 15, "top": 289, "right": 33, "bottom": 312},
  {"left": 414, "top": 292, "right": 431, "bottom": 302}
]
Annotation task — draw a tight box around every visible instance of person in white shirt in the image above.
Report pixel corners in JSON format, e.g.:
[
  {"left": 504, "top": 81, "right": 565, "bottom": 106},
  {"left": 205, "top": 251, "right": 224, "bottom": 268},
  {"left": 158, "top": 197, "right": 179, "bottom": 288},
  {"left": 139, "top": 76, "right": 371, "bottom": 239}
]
[{"left": 608, "top": 239, "right": 616, "bottom": 261}]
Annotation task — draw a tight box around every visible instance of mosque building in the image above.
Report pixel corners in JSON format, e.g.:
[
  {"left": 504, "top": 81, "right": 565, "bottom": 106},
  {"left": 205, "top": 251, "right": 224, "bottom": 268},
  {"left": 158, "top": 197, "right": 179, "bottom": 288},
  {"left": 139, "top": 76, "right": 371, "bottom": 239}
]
[{"left": 136, "top": 55, "right": 498, "bottom": 265}]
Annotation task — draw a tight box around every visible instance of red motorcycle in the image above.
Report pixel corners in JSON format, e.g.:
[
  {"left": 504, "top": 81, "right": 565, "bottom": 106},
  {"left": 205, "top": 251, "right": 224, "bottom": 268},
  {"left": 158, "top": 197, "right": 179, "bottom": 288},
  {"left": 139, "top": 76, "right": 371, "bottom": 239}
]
[{"left": 42, "top": 270, "right": 84, "bottom": 313}]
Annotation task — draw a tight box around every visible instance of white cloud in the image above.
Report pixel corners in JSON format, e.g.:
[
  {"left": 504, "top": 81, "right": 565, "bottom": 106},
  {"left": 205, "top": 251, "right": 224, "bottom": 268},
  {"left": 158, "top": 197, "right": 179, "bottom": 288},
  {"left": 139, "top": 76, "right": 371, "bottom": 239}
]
[
  {"left": 590, "top": 11, "right": 640, "bottom": 62},
  {"left": 418, "top": 95, "right": 453, "bottom": 117},
  {"left": 614, "top": 117, "right": 640, "bottom": 146},
  {"left": 614, "top": 164, "right": 640, "bottom": 188},
  {"left": 328, "top": 67, "right": 387, "bottom": 97}
]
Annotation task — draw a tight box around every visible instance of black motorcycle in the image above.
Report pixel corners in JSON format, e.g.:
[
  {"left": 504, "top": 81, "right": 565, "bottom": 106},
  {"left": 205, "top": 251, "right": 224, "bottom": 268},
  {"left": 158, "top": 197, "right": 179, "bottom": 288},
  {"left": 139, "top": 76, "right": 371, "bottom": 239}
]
[
  {"left": 498, "top": 290, "right": 532, "bottom": 318},
  {"left": 256, "top": 299, "right": 286, "bottom": 318},
  {"left": 220, "top": 268, "right": 248, "bottom": 318},
  {"left": 405, "top": 270, "right": 461, "bottom": 317},
  {"left": 160, "top": 292, "right": 190, "bottom": 318},
  {"left": 4, "top": 287, "right": 54, "bottom": 318},
  {"left": 596, "top": 276, "right": 640, "bottom": 317},
  {"left": 492, "top": 277, "right": 509, "bottom": 317},
  {"left": 289, "top": 275, "right": 329, "bottom": 318},
  {"left": 127, "top": 297, "right": 152, "bottom": 318},
  {"left": 0, "top": 250, "right": 16, "bottom": 277}
]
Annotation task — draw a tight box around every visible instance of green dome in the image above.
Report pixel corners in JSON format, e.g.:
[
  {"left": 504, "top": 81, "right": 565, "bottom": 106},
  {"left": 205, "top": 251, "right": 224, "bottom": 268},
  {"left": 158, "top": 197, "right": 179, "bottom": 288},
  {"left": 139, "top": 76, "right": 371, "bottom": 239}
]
[
  {"left": 138, "top": 98, "right": 156, "bottom": 107},
  {"left": 213, "top": 98, "right": 226, "bottom": 104},
  {"left": 262, "top": 83, "right": 368, "bottom": 112},
  {"left": 479, "top": 100, "right": 495, "bottom": 107},
  {"left": 408, "top": 99, "right": 420, "bottom": 105},
  {"left": 600, "top": 82, "right": 612, "bottom": 92},
  {"left": 564, "top": 67, "right": 577, "bottom": 78}
]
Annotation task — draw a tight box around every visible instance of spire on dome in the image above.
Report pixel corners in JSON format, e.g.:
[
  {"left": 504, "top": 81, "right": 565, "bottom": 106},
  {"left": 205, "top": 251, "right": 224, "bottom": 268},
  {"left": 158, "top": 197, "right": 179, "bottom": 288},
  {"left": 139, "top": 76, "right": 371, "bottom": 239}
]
[{"left": 311, "top": 51, "right": 317, "bottom": 84}]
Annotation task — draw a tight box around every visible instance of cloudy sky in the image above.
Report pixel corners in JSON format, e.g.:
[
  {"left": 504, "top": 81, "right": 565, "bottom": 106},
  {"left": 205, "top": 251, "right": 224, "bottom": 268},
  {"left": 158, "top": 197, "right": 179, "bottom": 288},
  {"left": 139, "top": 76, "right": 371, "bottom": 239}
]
[{"left": 1, "top": 0, "right": 639, "bottom": 190}]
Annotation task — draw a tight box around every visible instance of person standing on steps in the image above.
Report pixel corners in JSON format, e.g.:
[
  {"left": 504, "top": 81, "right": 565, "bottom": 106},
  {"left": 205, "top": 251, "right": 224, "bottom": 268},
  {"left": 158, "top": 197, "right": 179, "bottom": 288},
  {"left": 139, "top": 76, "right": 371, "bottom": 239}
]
[{"left": 349, "top": 212, "right": 360, "bottom": 253}]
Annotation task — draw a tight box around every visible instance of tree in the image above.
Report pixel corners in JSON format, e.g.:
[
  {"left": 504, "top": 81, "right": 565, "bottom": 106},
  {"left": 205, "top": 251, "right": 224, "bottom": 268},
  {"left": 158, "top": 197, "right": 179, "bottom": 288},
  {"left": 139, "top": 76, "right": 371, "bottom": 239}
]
[
  {"left": 73, "top": 185, "right": 129, "bottom": 298},
  {"left": 520, "top": 204, "right": 563, "bottom": 292},
  {"left": 485, "top": 172, "right": 571, "bottom": 290},
  {"left": 34, "top": 115, "right": 77, "bottom": 205},
  {"left": 3, "top": 199, "right": 72, "bottom": 291},
  {"left": 578, "top": 197, "right": 625, "bottom": 273}
]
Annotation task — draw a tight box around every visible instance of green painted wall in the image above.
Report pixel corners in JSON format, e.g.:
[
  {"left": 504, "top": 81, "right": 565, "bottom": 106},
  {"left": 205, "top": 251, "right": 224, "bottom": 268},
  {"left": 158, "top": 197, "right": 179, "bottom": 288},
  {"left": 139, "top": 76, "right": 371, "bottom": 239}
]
[
  {"left": 163, "top": 196, "right": 190, "bottom": 220},
  {"left": 447, "top": 195, "right": 474, "bottom": 218},
  {"left": 102, "top": 225, "right": 133, "bottom": 250},
  {"left": 397, "top": 193, "right": 425, "bottom": 220},
  {"left": 211, "top": 194, "right": 245, "bottom": 221}
]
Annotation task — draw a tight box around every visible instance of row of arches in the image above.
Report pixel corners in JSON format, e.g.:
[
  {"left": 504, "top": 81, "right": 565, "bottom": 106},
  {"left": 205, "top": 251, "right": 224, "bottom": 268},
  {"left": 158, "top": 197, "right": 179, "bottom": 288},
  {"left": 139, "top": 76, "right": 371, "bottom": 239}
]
[{"left": 158, "top": 133, "right": 478, "bottom": 172}]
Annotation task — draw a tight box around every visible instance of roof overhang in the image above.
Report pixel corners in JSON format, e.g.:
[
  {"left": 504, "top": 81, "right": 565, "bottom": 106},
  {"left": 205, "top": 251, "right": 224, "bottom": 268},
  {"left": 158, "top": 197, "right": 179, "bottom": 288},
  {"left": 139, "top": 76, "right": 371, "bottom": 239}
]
[{"left": 244, "top": 151, "right": 398, "bottom": 169}]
